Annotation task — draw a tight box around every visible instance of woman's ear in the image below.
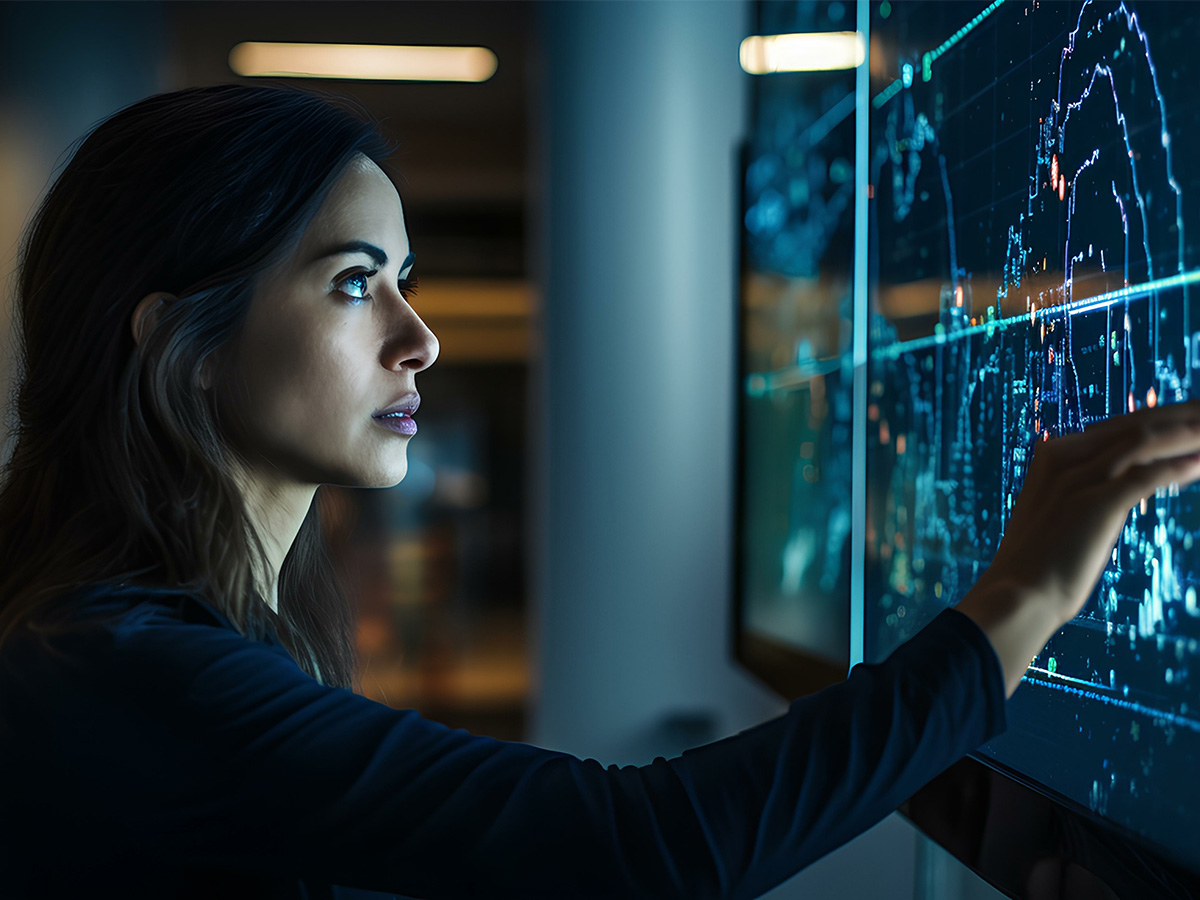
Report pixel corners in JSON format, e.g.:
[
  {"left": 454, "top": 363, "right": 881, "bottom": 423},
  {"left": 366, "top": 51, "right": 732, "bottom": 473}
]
[{"left": 131, "top": 292, "right": 177, "bottom": 347}]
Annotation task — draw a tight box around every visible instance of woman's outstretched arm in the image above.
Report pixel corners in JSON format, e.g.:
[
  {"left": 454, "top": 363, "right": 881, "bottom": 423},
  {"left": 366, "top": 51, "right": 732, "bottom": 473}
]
[
  {"left": 8, "top": 402, "right": 1200, "bottom": 899},
  {"left": 3, "top": 590, "right": 1002, "bottom": 900}
]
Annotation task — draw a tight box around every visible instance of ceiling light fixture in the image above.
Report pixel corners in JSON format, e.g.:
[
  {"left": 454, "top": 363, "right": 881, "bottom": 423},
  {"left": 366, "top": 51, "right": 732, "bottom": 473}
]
[
  {"left": 739, "top": 31, "right": 865, "bottom": 73},
  {"left": 229, "top": 42, "right": 498, "bottom": 83}
]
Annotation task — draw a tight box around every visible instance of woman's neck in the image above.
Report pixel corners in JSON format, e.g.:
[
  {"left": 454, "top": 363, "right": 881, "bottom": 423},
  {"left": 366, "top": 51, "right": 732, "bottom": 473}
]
[{"left": 231, "top": 463, "right": 317, "bottom": 614}]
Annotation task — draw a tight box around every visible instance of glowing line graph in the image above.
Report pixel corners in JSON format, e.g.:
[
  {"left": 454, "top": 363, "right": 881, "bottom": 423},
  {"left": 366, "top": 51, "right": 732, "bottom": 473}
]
[
  {"left": 1056, "top": 0, "right": 1184, "bottom": 283},
  {"left": 869, "top": 0, "right": 1183, "bottom": 329},
  {"left": 872, "top": 269, "right": 1200, "bottom": 361},
  {"left": 1057, "top": 60, "right": 1156, "bottom": 290},
  {"left": 866, "top": 2, "right": 1200, "bottom": 855},
  {"left": 920, "top": 0, "right": 1006, "bottom": 82},
  {"left": 1022, "top": 675, "right": 1200, "bottom": 734},
  {"left": 873, "top": 0, "right": 1190, "bottom": 400},
  {"left": 744, "top": 356, "right": 844, "bottom": 396},
  {"left": 1025, "top": 664, "right": 1113, "bottom": 692},
  {"left": 871, "top": 0, "right": 1007, "bottom": 109},
  {"left": 800, "top": 90, "right": 857, "bottom": 152},
  {"left": 868, "top": 0, "right": 1198, "bottom": 614},
  {"left": 872, "top": 78, "right": 903, "bottom": 110}
]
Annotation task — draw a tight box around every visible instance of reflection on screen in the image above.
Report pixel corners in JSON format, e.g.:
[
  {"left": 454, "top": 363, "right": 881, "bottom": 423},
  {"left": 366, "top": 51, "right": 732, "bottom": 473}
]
[
  {"left": 866, "top": 0, "right": 1200, "bottom": 868},
  {"left": 739, "top": 1, "right": 856, "bottom": 665}
]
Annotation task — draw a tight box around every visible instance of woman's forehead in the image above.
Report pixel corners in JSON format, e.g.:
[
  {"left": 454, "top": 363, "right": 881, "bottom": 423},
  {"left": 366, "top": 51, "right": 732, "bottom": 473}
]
[
  {"left": 299, "top": 162, "right": 409, "bottom": 262},
  {"left": 320, "top": 160, "right": 404, "bottom": 228}
]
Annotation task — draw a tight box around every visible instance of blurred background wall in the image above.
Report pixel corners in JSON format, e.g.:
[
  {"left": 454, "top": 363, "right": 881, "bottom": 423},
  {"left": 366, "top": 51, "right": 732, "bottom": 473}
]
[
  {"left": 0, "top": 1, "right": 169, "bottom": 461},
  {"left": 0, "top": 2, "right": 1002, "bottom": 898}
]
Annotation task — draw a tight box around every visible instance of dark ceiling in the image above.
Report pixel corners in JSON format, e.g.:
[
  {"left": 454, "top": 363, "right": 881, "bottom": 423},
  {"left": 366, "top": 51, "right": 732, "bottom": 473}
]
[{"left": 164, "top": 1, "right": 536, "bottom": 277}]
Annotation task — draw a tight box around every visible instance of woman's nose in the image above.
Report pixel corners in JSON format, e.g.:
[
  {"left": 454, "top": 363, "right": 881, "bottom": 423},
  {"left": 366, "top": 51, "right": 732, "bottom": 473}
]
[{"left": 382, "top": 295, "right": 440, "bottom": 373}]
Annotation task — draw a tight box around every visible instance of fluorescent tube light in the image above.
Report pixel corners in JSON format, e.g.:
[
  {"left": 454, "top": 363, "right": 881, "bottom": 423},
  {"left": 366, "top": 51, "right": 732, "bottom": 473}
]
[
  {"left": 739, "top": 31, "right": 865, "bottom": 73},
  {"left": 229, "top": 42, "right": 498, "bottom": 82}
]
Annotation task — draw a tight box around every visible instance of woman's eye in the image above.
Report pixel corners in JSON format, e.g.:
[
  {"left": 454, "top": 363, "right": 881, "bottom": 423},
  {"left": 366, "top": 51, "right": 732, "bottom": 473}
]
[
  {"left": 336, "top": 269, "right": 419, "bottom": 304},
  {"left": 337, "top": 271, "right": 374, "bottom": 303}
]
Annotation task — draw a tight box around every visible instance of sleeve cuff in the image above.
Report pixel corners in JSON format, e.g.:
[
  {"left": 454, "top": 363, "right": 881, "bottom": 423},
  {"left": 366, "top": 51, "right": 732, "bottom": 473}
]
[{"left": 924, "top": 605, "right": 1009, "bottom": 742}]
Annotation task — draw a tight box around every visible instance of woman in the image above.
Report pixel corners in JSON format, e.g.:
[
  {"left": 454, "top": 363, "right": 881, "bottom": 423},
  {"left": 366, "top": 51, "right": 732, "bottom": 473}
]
[{"left": 1, "top": 83, "right": 1198, "bottom": 900}]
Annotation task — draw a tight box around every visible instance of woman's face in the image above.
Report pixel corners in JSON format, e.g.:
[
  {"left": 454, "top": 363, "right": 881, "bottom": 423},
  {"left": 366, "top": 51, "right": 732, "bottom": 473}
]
[{"left": 217, "top": 155, "right": 438, "bottom": 489}]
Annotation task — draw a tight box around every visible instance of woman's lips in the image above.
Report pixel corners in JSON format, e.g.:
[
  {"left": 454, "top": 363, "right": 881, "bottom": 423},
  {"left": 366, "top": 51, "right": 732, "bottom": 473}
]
[
  {"left": 373, "top": 412, "right": 417, "bottom": 436},
  {"left": 374, "top": 392, "right": 421, "bottom": 417}
]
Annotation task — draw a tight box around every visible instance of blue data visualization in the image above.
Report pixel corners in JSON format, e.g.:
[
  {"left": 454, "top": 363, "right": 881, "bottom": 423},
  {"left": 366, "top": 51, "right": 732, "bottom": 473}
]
[{"left": 867, "top": 0, "right": 1200, "bottom": 869}]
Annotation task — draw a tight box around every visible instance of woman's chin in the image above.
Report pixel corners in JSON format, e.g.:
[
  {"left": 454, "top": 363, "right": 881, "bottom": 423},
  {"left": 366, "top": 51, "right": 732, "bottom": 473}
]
[
  {"left": 320, "top": 451, "right": 408, "bottom": 489},
  {"left": 372, "top": 460, "right": 408, "bottom": 488}
]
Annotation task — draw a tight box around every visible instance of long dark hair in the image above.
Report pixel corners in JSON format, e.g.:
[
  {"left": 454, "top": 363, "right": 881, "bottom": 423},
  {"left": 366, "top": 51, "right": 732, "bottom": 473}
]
[{"left": 0, "top": 83, "right": 399, "bottom": 690}]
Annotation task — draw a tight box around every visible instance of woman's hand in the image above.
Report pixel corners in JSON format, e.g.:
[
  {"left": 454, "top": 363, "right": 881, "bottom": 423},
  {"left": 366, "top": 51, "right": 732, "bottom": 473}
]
[{"left": 955, "top": 399, "right": 1200, "bottom": 697}]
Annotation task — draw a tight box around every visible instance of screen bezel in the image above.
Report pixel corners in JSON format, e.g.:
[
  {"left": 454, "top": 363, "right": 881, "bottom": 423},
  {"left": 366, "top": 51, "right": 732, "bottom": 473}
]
[{"left": 903, "top": 751, "right": 1200, "bottom": 898}]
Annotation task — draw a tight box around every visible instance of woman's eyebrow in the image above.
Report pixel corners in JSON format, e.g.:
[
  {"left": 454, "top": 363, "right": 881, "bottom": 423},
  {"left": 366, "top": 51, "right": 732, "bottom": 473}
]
[{"left": 312, "top": 240, "right": 416, "bottom": 273}]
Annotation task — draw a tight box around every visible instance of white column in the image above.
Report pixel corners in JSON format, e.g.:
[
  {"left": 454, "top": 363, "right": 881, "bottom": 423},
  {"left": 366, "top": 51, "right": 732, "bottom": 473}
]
[{"left": 529, "top": 0, "right": 784, "bottom": 765}]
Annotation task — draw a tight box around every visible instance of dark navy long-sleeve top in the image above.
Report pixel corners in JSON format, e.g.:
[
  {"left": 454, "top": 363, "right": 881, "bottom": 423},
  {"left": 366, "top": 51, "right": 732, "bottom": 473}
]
[{"left": 0, "top": 583, "right": 1007, "bottom": 899}]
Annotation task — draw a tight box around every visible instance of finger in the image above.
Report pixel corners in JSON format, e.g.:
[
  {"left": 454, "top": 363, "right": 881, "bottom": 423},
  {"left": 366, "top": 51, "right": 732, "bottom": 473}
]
[
  {"left": 1111, "top": 452, "right": 1200, "bottom": 513},
  {"left": 1087, "top": 416, "right": 1200, "bottom": 482},
  {"left": 1039, "top": 407, "right": 1200, "bottom": 498},
  {"left": 1031, "top": 401, "right": 1200, "bottom": 473},
  {"left": 1082, "top": 397, "right": 1200, "bottom": 440},
  {"left": 1025, "top": 426, "right": 1151, "bottom": 498},
  {"left": 1032, "top": 430, "right": 1091, "bottom": 466}
]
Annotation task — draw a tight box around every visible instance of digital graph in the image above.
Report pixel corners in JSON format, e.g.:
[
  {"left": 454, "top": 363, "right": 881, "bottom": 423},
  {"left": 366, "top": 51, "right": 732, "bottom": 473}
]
[{"left": 867, "top": 0, "right": 1200, "bottom": 867}]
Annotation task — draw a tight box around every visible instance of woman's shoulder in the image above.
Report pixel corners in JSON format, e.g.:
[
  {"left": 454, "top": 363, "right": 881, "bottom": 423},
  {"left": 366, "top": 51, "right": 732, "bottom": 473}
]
[
  {"left": 3, "top": 580, "right": 289, "bottom": 690},
  {"left": 39, "top": 580, "right": 236, "bottom": 630},
  {"left": 0, "top": 581, "right": 305, "bottom": 763}
]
